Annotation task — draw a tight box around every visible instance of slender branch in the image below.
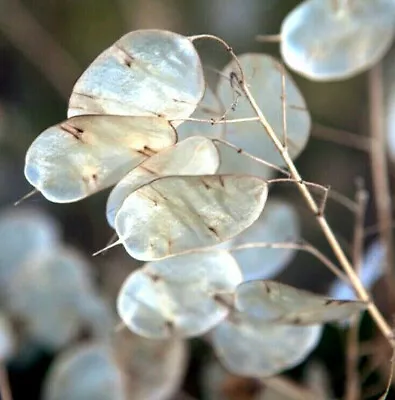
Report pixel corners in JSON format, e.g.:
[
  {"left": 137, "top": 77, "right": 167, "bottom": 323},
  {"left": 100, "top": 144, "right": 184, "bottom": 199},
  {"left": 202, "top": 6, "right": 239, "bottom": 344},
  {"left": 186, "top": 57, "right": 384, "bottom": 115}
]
[
  {"left": 190, "top": 34, "right": 395, "bottom": 348},
  {"left": 346, "top": 181, "right": 368, "bottom": 400},
  {"left": 229, "top": 241, "right": 349, "bottom": 283},
  {"left": 255, "top": 34, "right": 282, "bottom": 43},
  {"left": 312, "top": 123, "right": 371, "bottom": 152},
  {"left": 261, "top": 376, "right": 319, "bottom": 400},
  {"left": 212, "top": 138, "right": 290, "bottom": 177},
  {"left": 368, "top": 63, "right": 395, "bottom": 311},
  {"left": 0, "top": 364, "right": 12, "bottom": 400},
  {"left": 0, "top": 0, "right": 81, "bottom": 98}
]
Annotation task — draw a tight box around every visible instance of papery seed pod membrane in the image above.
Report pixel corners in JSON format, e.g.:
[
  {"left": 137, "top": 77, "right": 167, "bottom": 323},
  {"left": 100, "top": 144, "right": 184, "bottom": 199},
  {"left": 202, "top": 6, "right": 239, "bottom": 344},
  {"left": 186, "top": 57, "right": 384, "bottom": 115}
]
[
  {"left": 114, "top": 174, "right": 268, "bottom": 260},
  {"left": 281, "top": 0, "right": 395, "bottom": 81},
  {"left": 68, "top": 29, "right": 205, "bottom": 123},
  {"left": 216, "top": 53, "right": 311, "bottom": 166},
  {"left": 24, "top": 115, "right": 177, "bottom": 203},
  {"left": 106, "top": 136, "right": 220, "bottom": 228},
  {"left": 117, "top": 251, "right": 242, "bottom": 339}
]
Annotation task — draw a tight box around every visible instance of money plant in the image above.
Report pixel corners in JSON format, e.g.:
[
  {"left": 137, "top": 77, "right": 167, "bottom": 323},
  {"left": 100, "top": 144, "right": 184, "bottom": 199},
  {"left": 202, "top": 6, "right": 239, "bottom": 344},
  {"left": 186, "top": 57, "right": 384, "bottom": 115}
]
[{"left": 19, "top": 15, "right": 395, "bottom": 397}]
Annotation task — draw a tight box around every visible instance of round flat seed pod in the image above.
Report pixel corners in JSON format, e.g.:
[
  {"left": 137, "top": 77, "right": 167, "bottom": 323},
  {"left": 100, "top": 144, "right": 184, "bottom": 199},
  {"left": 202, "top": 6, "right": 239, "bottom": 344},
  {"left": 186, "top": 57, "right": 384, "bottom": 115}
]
[
  {"left": 7, "top": 247, "right": 95, "bottom": 349},
  {"left": 212, "top": 312, "right": 322, "bottom": 378},
  {"left": 24, "top": 115, "right": 176, "bottom": 203},
  {"left": 176, "top": 86, "right": 225, "bottom": 140},
  {"left": 0, "top": 207, "right": 60, "bottom": 296},
  {"left": 225, "top": 199, "right": 300, "bottom": 281},
  {"left": 68, "top": 29, "right": 204, "bottom": 122},
  {"left": 235, "top": 280, "right": 367, "bottom": 325},
  {"left": 117, "top": 250, "right": 242, "bottom": 339},
  {"left": 281, "top": 0, "right": 395, "bottom": 81},
  {"left": 43, "top": 343, "right": 124, "bottom": 400},
  {"left": 115, "top": 174, "right": 268, "bottom": 260},
  {"left": 106, "top": 136, "right": 220, "bottom": 227},
  {"left": 216, "top": 53, "right": 310, "bottom": 166},
  {"left": 112, "top": 328, "right": 187, "bottom": 400}
]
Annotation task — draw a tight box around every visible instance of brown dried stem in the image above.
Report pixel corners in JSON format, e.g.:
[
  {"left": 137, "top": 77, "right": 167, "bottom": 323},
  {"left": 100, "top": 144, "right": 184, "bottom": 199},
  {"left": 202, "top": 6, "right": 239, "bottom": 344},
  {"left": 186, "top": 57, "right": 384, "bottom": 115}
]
[
  {"left": 190, "top": 34, "right": 395, "bottom": 348},
  {"left": 345, "top": 181, "right": 368, "bottom": 400},
  {"left": 368, "top": 63, "right": 395, "bottom": 311}
]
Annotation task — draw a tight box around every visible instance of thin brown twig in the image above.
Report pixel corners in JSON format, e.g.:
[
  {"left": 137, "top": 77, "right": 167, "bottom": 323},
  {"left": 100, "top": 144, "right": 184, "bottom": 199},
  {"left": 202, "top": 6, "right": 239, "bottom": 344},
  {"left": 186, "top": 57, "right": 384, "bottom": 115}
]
[
  {"left": 0, "top": 0, "right": 81, "bottom": 99},
  {"left": 229, "top": 241, "right": 349, "bottom": 283},
  {"left": 261, "top": 376, "right": 319, "bottom": 400},
  {"left": 346, "top": 180, "right": 369, "bottom": 400},
  {"left": 268, "top": 178, "right": 358, "bottom": 214},
  {"left": 212, "top": 138, "right": 290, "bottom": 177},
  {"left": 368, "top": 63, "right": 395, "bottom": 313},
  {"left": 0, "top": 364, "right": 12, "bottom": 400},
  {"left": 255, "top": 34, "right": 282, "bottom": 43},
  {"left": 312, "top": 123, "right": 371, "bottom": 152},
  {"left": 280, "top": 63, "right": 288, "bottom": 148},
  {"left": 190, "top": 34, "right": 395, "bottom": 348}
]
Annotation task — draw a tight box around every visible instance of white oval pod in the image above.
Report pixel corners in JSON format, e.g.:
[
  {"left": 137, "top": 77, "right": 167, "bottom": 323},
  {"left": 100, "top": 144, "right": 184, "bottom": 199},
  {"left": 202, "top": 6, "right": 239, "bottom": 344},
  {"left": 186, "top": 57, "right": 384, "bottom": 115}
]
[
  {"left": 216, "top": 53, "right": 311, "bottom": 166},
  {"left": 236, "top": 280, "right": 367, "bottom": 325},
  {"left": 176, "top": 86, "right": 225, "bottom": 140},
  {"left": 7, "top": 247, "right": 95, "bottom": 349},
  {"left": 224, "top": 199, "right": 300, "bottom": 281},
  {"left": 117, "top": 251, "right": 242, "bottom": 339},
  {"left": 68, "top": 29, "right": 205, "bottom": 121},
  {"left": 113, "top": 328, "right": 187, "bottom": 400},
  {"left": 0, "top": 207, "right": 60, "bottom": 296},
  {"left": 43, "top": 343, "right": 124, "bottom": 400},
  {"left": 106, "top": 136, "right": 220, "bottom": 227},
  {"left": 281, "top": 0, "right": 395, "bottom": 81},
  {"left": 24, "top": 115, "right": 177, "bottom": 203},
  {"left": 115, "top": 174, "right": 268, "bottom": 260},
  {"left": 212, "top": 312, "right": 322, "bottom": 378}
]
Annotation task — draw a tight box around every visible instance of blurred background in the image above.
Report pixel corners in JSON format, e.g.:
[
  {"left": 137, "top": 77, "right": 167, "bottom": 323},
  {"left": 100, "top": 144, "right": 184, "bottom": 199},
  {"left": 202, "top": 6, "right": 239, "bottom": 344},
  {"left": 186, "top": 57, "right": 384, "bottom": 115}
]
[{"left": 0, "top": 0, "right": 392, "bottom": 399}]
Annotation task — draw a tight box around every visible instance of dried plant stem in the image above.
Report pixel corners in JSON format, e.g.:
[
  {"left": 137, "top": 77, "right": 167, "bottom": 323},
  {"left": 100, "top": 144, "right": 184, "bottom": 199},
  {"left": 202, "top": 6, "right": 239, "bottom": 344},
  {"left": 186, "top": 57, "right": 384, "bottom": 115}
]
[
  {"left": 244, "top": 77, "right": 395, "bottom": 347},
  {"left": 0, "top": 0, "right": 80, "bottom": 98},
  {"left": 346, "top": 183, "right": 368, "bottom": 400},
  {"left": 190, "top": 34, "right": 395, "bottom": 348},
  {"left": 368, "top": 63, "right": 395, "bottom": 309},
  {"left": 229, "top": 241, "right": 349, "bottom": 283},
  {"left": 255, "top": 34, "right": 282, "bottom": 43},
  {"left": 0, "top": 364, "right": 12, "bottom": 400},
  {"left": 261, "top": 376, "right": 318, "bottom": 400},
  {"left": 312, "top": 123, "right": 371, "bottom": 151}
]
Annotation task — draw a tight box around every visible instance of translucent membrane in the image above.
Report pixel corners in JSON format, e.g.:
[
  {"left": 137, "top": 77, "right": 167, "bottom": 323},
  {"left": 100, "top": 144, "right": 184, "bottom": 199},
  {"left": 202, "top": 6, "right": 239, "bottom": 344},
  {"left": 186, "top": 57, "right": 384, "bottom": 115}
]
[
  {"left": 68, "top": 29, "right": 205, "bottom": 122},
  {"left": 216, "top": 53, "right": 311, "bottom": 166},
  {"left": 115, "top": 174, "right": 268, "bottom": 260},
  {"left": 24, "top": 115, "right": 177, "bottom": 203},
  {"left": 117, "top": 251, "right": 242, "bottom": 338},
  {"left": 43, "top": 343, "right": 124, "bottom": 400},
  {"left": 236, "top": 280, "right": 367, "bottom": 325},
  {"left": 6, "top": 247, "right": 97, "bottom": 349},
  {"left": 212, "top": 311, "right": 322, "bottom": 378},
  {"left": 112, "top": 328, "right": 187, "bottom": 400},
  {"left": 281, "top": 0, "right": 395, "bottom": 81},
  {"left": 176, "top": 86, "right": 225, "bottom": 140},
  {"left": 106, "top": 136, "right": 220, "bottom": 228},
  {"left": 0, "top": 207, "right": 61, "bottom": 296},
  {"left": 224, "top": 199, "right": 300, "bottom": 281}
]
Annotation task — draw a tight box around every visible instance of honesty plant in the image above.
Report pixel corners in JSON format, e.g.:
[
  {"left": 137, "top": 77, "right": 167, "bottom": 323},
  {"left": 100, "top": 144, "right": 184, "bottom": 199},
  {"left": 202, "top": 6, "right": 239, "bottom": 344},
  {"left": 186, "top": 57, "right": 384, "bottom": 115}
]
[{"left": 22, "top": 28, "right": 370, "bottom": 384}]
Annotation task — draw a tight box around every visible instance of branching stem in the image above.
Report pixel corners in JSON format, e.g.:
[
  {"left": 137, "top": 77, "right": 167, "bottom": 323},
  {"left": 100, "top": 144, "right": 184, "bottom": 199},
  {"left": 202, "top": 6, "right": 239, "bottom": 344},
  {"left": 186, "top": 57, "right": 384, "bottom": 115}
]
[{"left": 191, "top": 34, "right": 395, "bottom": 348}]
